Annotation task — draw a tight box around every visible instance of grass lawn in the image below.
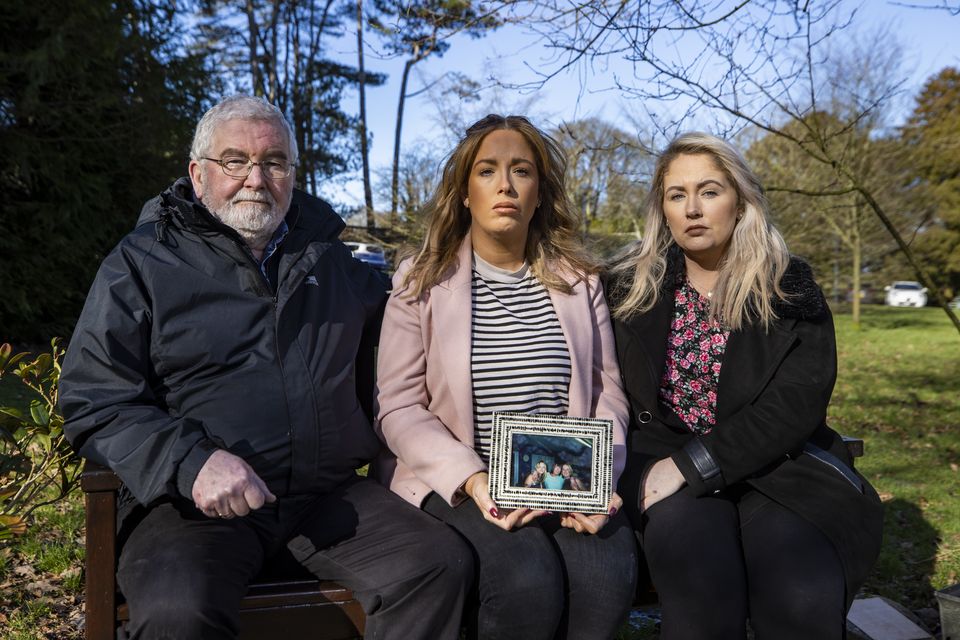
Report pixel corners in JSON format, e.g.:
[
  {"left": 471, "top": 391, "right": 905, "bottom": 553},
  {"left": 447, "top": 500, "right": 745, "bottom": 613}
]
[
  {"left": 1, "top": 304, "right": 958, "bottom": 639},
  {"left": 830, "top": 305, "right": 960, "bottom": 610}
]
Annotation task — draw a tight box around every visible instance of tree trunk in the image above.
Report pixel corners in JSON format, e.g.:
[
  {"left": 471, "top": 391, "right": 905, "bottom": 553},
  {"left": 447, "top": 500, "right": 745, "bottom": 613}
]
[
  {"left": 356, "top": 0, "right": 374, "bottom": 228},
  {"left": 832, "top": 237, "right": 841, "bottom": 305},
  {"left": 583, "top": 200, "right": 592, "bottom": 240},
  {"left": 266, "top": 0, "right": 280, "bottom": 104},
  {"left": 848, "top": 175, "right": 960, "bottom": 334},
  {"left": 391, "top": 55, "right": 417, "bottom": 225},
  {"left": 851, "top": 198, "right": 862, "bottom": 330},
  {"left": 244, "top": 0, "right": 262, "bottom": 96}
]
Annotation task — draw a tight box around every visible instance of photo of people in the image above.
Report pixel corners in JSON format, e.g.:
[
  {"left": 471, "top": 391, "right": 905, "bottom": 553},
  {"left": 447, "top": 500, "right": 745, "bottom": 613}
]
[{"left": 511, "top": 433, "right": 593, "bottom": 492}]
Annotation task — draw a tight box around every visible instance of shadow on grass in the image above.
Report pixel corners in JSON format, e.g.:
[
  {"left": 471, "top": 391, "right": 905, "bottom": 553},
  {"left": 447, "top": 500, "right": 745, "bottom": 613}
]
[{"left": 863, "top": 498, "right": 940, "bottom": 611}]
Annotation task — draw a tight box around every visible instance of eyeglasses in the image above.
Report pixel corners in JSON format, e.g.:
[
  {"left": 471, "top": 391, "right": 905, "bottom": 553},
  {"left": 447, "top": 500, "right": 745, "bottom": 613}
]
[{"left": 202, "top": 156, "right": 294, "bottom": 180}]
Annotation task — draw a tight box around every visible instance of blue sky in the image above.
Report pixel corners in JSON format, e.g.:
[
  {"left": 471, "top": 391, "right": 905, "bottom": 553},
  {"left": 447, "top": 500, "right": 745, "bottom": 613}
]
[{"left": 322, "top": 1, "right": 959, "bottom": 208}]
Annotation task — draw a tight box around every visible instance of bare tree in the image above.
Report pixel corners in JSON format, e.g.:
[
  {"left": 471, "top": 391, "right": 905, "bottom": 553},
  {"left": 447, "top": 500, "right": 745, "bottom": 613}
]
[
  {"left": 356, "top": 0, "right": 374, "bottom": 227},
  {"left": 196, "top": 0, "right": 384, "bottom": 192},
  {"left": 374, "top": 144, "right": 444, "bottom": 249},
  {"left": 555, "top": 118, "right": 652, "bottom": 237},
  {"left": 522, "top": 0, "right": 960, "bottom": 332},
  {"left": 749, "top": 118, "right": 904, "bottom": 327},
  {"left": 368, "top": 0, "right": 509, "bottom": 223},
  {"left": 425, "top": 74, "right": 538, "bottom": 146},
  {"left": 890, "top": 0, "right": 960, "bottom": 15},
  {"left": 747, "top": 32, "right": 923, "bottom": 327}
]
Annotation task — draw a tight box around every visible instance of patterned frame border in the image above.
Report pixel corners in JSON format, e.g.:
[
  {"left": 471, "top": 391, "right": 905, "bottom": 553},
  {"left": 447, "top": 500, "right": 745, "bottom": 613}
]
[{"left": 487, "top": 412, "right": 613, "bottom": 514}]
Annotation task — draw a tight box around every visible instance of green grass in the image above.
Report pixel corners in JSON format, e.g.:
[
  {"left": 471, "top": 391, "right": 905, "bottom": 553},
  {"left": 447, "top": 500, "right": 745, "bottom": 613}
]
[
  {"left": 4, "top": 599, "right": 54, "bottom": 640},
  {"left": 1, "top": 347, "right": 84, "bottom": 638},
  {"left": 830, "top": 305, "right": 960, "bottom": 609},
  {"left": 0, "top": 494, "right": 85, "bottom": 640}
]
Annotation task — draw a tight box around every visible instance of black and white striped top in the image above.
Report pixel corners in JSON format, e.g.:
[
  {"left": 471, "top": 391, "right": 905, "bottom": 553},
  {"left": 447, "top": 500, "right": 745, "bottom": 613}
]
[{"left": 471, "top": 253, "right": 571, "bottom": 461}]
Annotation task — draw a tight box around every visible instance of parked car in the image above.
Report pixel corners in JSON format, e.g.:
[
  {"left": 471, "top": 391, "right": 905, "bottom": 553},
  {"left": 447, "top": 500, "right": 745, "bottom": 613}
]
[
  {"left": 884, "top": 281, "right": 928, "bottom": 307},
  {"left": 344, "top": 242, "right": 390, "bottom": 271}
]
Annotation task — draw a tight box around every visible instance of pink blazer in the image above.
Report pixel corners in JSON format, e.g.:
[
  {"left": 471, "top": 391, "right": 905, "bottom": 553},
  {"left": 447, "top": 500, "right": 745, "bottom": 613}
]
[{"left": 374, "top": 234, "right": 629, "bottom": 508}]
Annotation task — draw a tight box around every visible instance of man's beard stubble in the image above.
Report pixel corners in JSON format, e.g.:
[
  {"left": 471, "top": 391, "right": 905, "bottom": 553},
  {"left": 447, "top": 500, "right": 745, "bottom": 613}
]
[{"left": 203, "top": 189, "right": 288, "bottom": 250}]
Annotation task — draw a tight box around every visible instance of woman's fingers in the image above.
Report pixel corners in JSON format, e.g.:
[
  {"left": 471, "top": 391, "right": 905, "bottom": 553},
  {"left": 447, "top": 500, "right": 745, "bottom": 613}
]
[
  {"left": 465, "top": 471, "right": 516, "bottom": 531},
  {"left": 560, "top": 512, "right": 608, "bottom": 534},
  {"left": 514, "top": 508, "right": 548, "bottom": 528}
]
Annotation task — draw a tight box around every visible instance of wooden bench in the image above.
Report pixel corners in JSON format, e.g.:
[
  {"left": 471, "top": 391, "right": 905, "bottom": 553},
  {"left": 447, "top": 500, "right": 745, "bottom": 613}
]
[
  {"left": 80, "top": 462, "right": 365, "bottom": 640},
  {"left": 81, "top": 438, "right": 863, "bottom": 638}
]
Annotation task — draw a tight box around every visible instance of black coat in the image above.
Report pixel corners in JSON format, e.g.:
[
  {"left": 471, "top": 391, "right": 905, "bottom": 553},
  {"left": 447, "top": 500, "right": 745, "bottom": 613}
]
[
  {"left": 606, "top": 255, "right": 883, "bottom": 606},
  {"left": 60, "top": 178, "right": 387, "bottom": 517}
]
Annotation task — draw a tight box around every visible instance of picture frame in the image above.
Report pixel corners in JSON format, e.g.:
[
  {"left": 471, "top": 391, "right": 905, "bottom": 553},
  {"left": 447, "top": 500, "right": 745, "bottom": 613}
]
[{"left": 487, "top": 412, "right": 613, "bottom": 514}]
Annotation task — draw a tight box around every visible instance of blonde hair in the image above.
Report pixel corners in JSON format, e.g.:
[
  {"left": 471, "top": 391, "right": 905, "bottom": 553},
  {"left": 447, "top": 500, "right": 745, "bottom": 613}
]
[
  {"left": 401, "top": 114, "right": 596, "bottom": 297},
  {"left": 609, "top": 132, "right": 789, "bottom": 331}
]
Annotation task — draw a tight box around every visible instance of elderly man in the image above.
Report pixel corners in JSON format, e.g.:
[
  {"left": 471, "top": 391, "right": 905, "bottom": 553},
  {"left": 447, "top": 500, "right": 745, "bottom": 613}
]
[{"left": 59, "top": 95, "right": 472, "bottom": 639}]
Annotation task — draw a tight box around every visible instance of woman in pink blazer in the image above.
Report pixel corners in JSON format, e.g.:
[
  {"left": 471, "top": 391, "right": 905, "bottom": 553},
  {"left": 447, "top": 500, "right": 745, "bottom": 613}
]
[{"left": 375, "top": 114, "right": 637, "bottom": 640}]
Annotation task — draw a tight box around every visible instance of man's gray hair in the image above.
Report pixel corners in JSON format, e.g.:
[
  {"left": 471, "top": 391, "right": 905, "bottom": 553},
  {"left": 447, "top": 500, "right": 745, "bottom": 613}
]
[{"left": 190, "top": 95, "right": 299, "bottom": 163}]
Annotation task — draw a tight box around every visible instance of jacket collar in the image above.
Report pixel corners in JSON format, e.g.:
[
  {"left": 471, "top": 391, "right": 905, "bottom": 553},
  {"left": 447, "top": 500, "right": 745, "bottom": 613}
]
[{"left": 140, "top": 177, "right": 346, "bottom": 244}]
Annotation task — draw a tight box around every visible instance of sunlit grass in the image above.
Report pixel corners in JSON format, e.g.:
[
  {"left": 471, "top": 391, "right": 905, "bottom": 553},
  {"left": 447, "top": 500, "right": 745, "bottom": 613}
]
[
  {"left": 830, "top": 305, "right": 960, "bottom": 608},
  {"left": 0, "top": 492, "right": 85, "bottom": 640}
]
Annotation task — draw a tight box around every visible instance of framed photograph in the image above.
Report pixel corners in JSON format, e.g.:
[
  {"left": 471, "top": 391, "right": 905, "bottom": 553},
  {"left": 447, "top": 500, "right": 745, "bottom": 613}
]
[{"left": 487, "top": 412, "right": 613, "bottom": 514}]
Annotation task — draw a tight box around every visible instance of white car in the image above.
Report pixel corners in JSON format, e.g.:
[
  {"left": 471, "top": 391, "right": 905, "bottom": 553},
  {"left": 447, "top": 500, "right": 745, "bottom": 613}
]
[
  {"left": 344, "top": 242, "right": 389, "bottom": 271},
  {"left": 884, "top": 281, "right": 928, "bottom": 307}
]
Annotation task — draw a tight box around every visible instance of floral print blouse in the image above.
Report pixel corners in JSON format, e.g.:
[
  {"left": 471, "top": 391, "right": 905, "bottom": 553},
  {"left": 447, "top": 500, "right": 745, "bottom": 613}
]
[{"left": 659, "top": 278, "right": 730, "bottom": 435}]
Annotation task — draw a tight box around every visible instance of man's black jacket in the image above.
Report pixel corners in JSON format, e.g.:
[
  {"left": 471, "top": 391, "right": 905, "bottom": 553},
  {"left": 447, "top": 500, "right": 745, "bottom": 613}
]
[{"left": 59, "top": 178, "right": 387, "bottom": 509}]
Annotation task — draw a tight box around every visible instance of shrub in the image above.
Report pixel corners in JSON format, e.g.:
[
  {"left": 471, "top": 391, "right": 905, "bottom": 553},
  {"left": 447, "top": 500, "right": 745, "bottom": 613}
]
[{"left": 0, "top": 340, "right": 80, "bottom": 541}]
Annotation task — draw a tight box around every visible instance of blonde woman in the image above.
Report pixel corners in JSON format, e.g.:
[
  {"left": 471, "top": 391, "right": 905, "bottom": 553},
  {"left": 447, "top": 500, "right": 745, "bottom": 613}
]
[
  {"left": 523, "top": 460, "right": 548, "bottom": 488},
  {"left": 561, "top": 463, "right": 586, "bottom": 491},
  {"left": 375, "top": 114, "right": 637, "bottom": 640},
  {"left": 606, "top": 132, "right": 883, "bottom": 640}
]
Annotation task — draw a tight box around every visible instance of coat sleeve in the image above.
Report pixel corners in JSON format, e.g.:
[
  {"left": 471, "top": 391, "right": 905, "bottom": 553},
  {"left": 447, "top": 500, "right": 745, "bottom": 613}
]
[
  {"left": 670, "top": 308, "right": 838, "bottom": 496},
  {"left": 586, "top": 274, "right": 630, "bottom": 489},
  {"left": 59, "top": 241, "right": 220, "bottom": 505},
  {"left": 374, "top": 263, "right": 487, "bottom": 506}
]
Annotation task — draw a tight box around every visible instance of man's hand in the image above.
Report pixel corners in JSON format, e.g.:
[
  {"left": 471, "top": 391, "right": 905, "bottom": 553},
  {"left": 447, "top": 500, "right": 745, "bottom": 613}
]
[
  {"left": 463, "top": 471, "right": 545, "bottom": 531},
  {"left": 192, "top": 450, "right": 276, "bottom": 519},
  {"left": 641, "top": 457, "right": 685, "bottom": 511}
]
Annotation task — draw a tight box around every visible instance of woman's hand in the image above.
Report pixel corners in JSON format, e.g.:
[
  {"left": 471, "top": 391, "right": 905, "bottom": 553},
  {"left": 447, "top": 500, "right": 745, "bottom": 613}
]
[
  {"left": 464, "top": 471, "right": 545, "bottom": 531},
  {"left": 641, "top": 457, "right": 686, "bottom": 511},
  {"left": 559, "top": 492, "right": 624, "bottom": 534}
]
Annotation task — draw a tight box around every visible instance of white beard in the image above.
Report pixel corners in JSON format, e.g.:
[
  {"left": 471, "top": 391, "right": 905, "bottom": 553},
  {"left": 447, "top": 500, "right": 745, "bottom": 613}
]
[{"left": 204, "top": 189, "right": 286, "bottom": 250}]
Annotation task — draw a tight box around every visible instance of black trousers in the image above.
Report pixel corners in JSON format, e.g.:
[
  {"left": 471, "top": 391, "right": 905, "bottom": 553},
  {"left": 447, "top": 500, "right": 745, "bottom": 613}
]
[
  {"left": 424, "top": 493, "right": 638, "bottom": 640},
  {"left": 116, "top": 476, "right": 473, "bottom": 640},
  {"left": 639, "top": 485, "right": 846, "bottom": 640}
]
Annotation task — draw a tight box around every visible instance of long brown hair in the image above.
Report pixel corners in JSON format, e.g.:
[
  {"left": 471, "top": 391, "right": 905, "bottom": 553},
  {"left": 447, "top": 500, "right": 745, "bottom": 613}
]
[{"left": 401, "top": 114, "right": 596, "bottom": 297}]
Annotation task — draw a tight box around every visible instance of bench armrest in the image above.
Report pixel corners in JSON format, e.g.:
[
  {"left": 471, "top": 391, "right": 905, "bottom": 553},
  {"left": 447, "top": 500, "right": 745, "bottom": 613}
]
[
  {"left": 81, "top": 461, "right": 119, "bottom": 640},
  {"left": 842, "top": 436, "right": 864, "bottom": 460}
]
